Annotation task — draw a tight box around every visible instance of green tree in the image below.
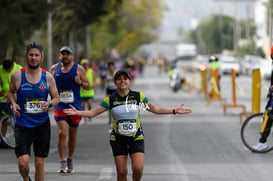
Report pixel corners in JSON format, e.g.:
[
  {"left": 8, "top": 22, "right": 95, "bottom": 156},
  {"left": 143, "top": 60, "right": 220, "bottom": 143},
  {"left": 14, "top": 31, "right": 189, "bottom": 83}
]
[
  {"left": 235, "top": 42, "right": 264, "bottom": 57},
  {"left": 191, "top": 14, "right": 257, "bottom": 55},
  {"left": 89, "top": 0, "right": 163, "bottom": 59},
  {"left": 0, "top": 0, "right": 123, "bottom": 62},
  {"left": 0, "top": 0, "right": 50, "bottom": 62},
  {"left": 0, "top": 0, "right": 163, "bottom": 62},
  {"left": 50, "top": 0, "right": 123, "bottom": 59},
  {"left": 191, "top": 15, "right": 234, "bottom": 54}
]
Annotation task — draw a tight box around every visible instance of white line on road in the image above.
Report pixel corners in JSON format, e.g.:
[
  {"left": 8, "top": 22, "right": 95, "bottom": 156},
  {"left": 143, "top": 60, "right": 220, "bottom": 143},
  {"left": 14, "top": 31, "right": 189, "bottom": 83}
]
[{"left": 99, "top": 167, "right": 113, "bottom": 179}]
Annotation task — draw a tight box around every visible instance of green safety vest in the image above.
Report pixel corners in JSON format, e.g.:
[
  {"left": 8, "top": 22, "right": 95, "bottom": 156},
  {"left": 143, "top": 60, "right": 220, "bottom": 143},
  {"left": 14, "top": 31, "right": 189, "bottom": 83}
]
[
  {"left": 209, "top": 61, "right": 221, "bottom": 70},
  {"left": 80, "top": 68, "right": 95, "bottom": 98},
  {"left": 0, "top": 63, "right": 22, "bottom": 100}
]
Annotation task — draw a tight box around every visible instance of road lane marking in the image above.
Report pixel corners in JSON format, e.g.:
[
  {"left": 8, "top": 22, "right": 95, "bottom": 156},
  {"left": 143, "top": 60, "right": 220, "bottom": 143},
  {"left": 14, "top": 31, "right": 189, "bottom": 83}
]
[{"left": 99, "top": 167, "right": 113, "bottom": 179}]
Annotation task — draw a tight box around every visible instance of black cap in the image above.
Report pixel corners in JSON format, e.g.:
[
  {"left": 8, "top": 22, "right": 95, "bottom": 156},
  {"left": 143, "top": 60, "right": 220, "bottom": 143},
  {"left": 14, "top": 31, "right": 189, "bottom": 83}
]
[
  {"left": 59, "top": 46, "right": 73, "bottom": 54},
  {"left": 114, "top": 70, "right": 131, "bottom": 81}
]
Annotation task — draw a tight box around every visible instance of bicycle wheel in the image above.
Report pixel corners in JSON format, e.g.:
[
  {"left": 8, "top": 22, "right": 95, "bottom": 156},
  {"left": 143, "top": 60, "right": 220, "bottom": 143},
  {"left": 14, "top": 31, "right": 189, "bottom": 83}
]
[
  {"left": 240, "top": 112, "right": 273, "bottom": 153},
  {"left": 0, "top": 115, "right": 15, "bottom": 148}
]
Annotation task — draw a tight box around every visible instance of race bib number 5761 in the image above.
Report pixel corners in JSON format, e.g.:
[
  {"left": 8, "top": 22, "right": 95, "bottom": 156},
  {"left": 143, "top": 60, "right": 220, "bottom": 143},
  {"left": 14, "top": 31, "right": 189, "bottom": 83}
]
[{"left": 60, "top": 90, "right": 74, "bottom": 103}]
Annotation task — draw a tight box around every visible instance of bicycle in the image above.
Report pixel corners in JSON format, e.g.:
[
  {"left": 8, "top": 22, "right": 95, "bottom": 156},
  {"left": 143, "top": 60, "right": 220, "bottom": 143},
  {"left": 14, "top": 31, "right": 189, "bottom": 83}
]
[
  {"left": 240, "top": 88, "right": 273, "bottom": 153},
  {"left": 0, "top": 100, "right": 15, "bottom": 148}
]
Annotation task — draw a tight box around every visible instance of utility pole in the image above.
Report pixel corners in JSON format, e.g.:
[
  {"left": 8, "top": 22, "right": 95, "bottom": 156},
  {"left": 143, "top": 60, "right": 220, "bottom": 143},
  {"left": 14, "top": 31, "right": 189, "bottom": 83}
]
[
  {"left": 233, "top": 2, "right": 239, "bottom": 50},
  {"left": 47, "top": 0, "right": 52, "bottom": 70},
  {"left": 266, "top": 0, "right": 272, "bottom": 58},
  {"left": 86, "top": 26, "right": 91, "bottom": 59}
]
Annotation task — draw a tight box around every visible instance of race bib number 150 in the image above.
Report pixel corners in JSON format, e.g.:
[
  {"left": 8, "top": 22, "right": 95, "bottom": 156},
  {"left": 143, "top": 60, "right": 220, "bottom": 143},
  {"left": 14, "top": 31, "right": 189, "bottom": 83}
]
[{"left": 118, "top": 120, "right": 137, "bottom": 136}]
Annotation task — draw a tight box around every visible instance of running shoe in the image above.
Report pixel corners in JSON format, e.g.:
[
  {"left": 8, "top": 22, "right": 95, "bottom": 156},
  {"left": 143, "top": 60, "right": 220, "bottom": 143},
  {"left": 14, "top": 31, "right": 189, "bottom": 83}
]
[
  {"left": 253, "top": 142, "right": 268, "bottom": 151},
  {"left": 66, "top": 158, "right": 75, "bottom": 173},
  {"left": 57, "top": 160, "right": 67, "bottom": 173}
]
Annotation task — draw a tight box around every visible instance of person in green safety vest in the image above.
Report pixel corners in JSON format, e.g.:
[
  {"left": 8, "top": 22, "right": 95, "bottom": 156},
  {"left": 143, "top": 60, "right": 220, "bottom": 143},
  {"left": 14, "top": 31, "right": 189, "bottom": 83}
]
[
  {"left": 79, "top": 58, "right": 96, "bottom": 123},
  {"left": 167, "top": 61, "right": 185, "bottom": 92},
  {"left": 208, "top": 55, "right": 222, "bottom": 91},
  {"left": 167, "top": 61, "right": 184, "bottom": 80},
  {"left": 0, "top": 59, "right": 22, "bottom": 101}
]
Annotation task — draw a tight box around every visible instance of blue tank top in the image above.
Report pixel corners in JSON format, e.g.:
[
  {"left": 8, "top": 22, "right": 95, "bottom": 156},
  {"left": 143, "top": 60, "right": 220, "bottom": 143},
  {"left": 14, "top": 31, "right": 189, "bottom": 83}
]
[
  {"left": 16, "top": 68, "right": 49, "bottom": 128},
  {"left": 54, "top": 62, "right": 81, "bottom": 110}
]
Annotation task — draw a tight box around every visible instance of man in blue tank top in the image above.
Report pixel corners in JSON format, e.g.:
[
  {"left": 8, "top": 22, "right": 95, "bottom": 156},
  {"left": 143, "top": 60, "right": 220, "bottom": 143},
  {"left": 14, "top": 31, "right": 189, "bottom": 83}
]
[
  {"left": 8, "top": 42, "right": 60, "bottom": 181},
  {"left": 50, "top": 46, "right": 90, "bottom": 174}
]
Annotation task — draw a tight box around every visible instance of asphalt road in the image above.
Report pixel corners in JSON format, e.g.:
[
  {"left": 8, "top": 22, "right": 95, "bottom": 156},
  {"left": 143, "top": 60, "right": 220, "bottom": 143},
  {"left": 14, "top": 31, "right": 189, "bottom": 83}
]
[{"left": 0, "top": 65, "right": 273, "bottom": 181}]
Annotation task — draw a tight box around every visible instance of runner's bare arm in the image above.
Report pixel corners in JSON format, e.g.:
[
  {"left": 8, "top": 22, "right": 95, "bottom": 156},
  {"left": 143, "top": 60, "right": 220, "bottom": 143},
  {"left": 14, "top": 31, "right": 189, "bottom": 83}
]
[
  {"left": 8, "top": 71, "right": 21, "bottom": 116},
  {"left": 76, "top": 65, "right": 91, "bottom": 89},
  {"left": 49, "top": 64, "right": 57, "bottom": 75},
  {"left": 147, "top": 102, "right": 192, "bottom": 115},
  {"left": 46, "top": 72, "right": 60, "bottom": 107},
  {"left": 64, "top": 105, "right": 106, "bottom": 118}
]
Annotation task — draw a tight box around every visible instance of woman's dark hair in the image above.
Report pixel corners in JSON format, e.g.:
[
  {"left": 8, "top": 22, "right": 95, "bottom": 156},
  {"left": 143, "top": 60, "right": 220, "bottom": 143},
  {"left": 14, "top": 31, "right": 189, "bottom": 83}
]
[{"left": 107, "top": 61, "right": 115, "bottom": 67}]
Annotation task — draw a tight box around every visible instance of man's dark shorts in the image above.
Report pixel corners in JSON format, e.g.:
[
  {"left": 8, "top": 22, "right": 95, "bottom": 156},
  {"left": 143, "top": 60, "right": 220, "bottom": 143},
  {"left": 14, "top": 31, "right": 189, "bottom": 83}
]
[
  {"left": 54, "top": 109, "right": 82, "bottom": 127},
  {"left": 15, "top": 119, "right": 50, "bottom": 158}
]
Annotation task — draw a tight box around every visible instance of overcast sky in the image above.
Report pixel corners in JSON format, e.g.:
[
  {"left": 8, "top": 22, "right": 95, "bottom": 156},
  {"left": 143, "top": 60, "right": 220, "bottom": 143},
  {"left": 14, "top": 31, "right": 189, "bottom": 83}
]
[{"left": 160, "top": 0, "right": 256, "bottom": 41}]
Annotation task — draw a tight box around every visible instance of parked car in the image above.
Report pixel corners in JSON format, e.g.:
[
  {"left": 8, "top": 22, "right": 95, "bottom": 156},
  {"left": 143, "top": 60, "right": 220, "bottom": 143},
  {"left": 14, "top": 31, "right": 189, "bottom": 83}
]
[
  {"left": 241, "top": 55, "right": 272, "bottom": 80},
  {"left": 260, "top": 59, "right": 272, "bottom": 80},
  {"left": 220, "top": 56, "right": 242, "bottom": 76},
  {"left": 191, "top": 55, "right": 209, "bottom": 71},
  {"left": 241, "top": 55, "right": 261, "bottom": 75}
]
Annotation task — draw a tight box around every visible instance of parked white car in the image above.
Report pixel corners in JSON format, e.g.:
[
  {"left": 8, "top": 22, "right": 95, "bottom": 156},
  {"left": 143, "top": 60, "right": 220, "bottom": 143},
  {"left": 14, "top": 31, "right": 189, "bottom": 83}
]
[
  {"left": 220, "top": 56, "right": 242, "bottom": 76},
  {"left": 242, "top": 55, "right": 272, "bottom": 80},
  {"left": 259, "top": 58, "right": 272, "bottom": 80}
]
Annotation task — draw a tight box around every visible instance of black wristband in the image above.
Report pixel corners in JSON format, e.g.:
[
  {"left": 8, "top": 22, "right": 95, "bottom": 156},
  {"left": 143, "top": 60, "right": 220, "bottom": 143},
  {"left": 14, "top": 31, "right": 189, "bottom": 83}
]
[{"left": 49, "top": 103, "right": 53, "bottom": 108}]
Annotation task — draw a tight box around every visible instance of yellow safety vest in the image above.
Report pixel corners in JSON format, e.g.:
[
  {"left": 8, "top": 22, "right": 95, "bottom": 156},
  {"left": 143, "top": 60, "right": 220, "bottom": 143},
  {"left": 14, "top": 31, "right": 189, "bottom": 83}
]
[
  {"left": 0, "top": 63, "right": 22, "bottom": 100},
  {"left": 80, "top": 68, "right": 95, "bottom": 98}
]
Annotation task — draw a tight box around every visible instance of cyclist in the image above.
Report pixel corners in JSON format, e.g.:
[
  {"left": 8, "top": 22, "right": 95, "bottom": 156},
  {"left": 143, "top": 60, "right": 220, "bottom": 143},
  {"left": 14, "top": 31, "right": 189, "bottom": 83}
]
[
  {"left": 253, "top": 46, "right": 273, "bottom": 151},
  {"left": 167, "top": 61, "right": 186, "bottom": 91}
]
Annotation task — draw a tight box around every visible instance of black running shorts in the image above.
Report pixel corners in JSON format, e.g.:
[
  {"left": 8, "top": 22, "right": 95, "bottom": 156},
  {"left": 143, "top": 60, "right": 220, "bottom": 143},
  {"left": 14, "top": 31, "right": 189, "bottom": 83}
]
[
  {"left": 14, "top": 119, "right": 51, "bottom": 158},
  {"left": 110, "top": 134, "right": 144, "bottom": 156}
]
